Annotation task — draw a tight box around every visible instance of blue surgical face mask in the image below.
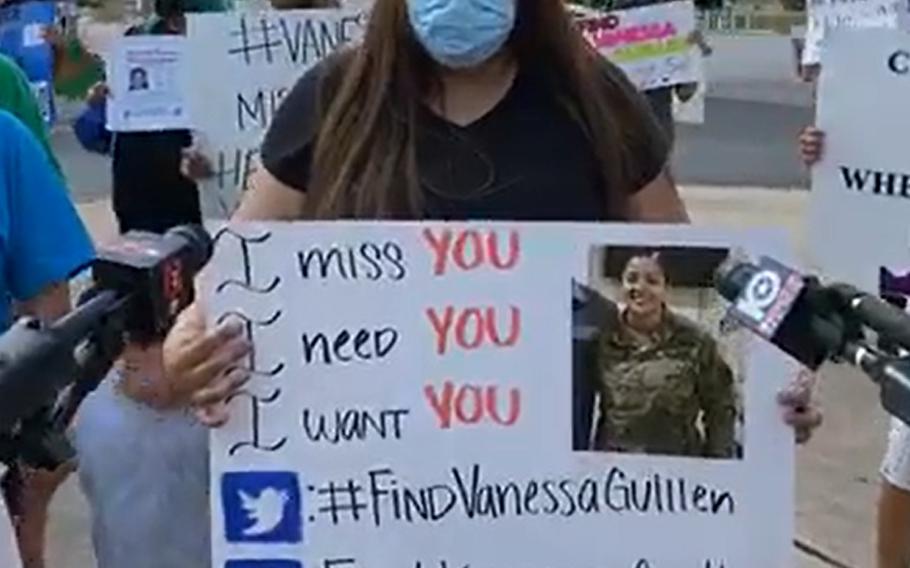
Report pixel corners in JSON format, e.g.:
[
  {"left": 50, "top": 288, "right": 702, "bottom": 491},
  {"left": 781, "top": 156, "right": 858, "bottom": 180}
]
[{"left": 406, "top": 0, "right": 516, "bottom": 69}]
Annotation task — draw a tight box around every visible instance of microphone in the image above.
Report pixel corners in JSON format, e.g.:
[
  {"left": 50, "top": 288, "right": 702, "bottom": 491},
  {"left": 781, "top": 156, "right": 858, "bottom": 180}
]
[
  {"left": 825, "top": 282, "right": 910, "bottom": 354},
  {"left": 714, "top": 256, "right": 849, "bottom": 370},
  {"left": 0, "top": 224, "right": 213, "bottom": 466},
  {"left": 91, "top": 223, "right": 213, "bottom": 341},
  {"left": 716, "top": 256, "right": 910, "bottom": 426}
]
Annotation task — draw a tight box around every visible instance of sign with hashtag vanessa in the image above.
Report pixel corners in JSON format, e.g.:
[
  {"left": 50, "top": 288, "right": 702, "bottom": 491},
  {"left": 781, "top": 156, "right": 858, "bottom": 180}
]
[
  {"left": 204, "top": 221, "right": 798, "bottom": 567},
  {"left": 185, "top": 8, "right": 368, "bottom": 220}
]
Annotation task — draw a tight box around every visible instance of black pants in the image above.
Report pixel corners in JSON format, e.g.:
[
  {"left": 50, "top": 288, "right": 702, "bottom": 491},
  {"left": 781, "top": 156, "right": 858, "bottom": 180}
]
[
  {"left": 113, "top": 184, "right": 202, "bottom": 235},
  {"left": 644, "top": 87, "right": 676, "bottom": 145}
]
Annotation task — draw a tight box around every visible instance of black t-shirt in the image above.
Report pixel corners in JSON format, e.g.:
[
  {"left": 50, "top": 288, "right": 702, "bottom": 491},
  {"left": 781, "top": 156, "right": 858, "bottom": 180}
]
[{"left": 261, "top": 56, "right": 668, "bottom": 222}]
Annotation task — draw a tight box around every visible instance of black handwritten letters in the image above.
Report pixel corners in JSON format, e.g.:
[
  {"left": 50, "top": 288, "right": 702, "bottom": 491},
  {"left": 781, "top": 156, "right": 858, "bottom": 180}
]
[
  {"left": 213, "top": 228, "right": 287, "bottom": 456},
  {"left": 237, "top": 86, "right": 289, "bottom": 131},
  {"left": 302, "top": 407, "right": 409, "bottom": 443},
  {"left": 305, "top": 464, "right": 736, "bottom": 528},
  {"left": 297, "top": 242, "right": 407, "bottom": 281},
  {"left": 302, "top": 325, "right": 399, "bottom": 366},
  {"left": 212, "top": 146, "right": 259, "bottom": 193},
  {"left": 227, "top": 12, "right": 365, "bottom": 66}
]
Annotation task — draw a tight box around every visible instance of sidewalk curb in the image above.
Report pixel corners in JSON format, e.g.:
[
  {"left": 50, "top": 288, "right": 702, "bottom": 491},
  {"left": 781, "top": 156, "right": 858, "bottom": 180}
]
[{"left": 75, "top": 186, "right": 812, "bottom": 242}]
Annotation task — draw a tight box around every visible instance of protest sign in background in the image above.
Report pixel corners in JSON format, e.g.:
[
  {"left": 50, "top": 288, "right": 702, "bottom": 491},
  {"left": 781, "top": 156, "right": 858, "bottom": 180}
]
[
  {"left": 802, "top": 0, "right": 900, "bottom": 65},
  {"left": 578, "top": 0, "right": 701, "bottom": 90},
  {"left": 0, "top": 0, "right": 56, "bottom": 124},
  {"left": 204, "top": 222, "right": 796, "bottom": 567},
  {"left": 106, "top": 35, "right": 190, "bottom": 132},
  {"left": 185, "top": 8, "right": 366, "bottom": 220},
  {"left": 809, "top": 29, "right": 910, "bottom": 294}
]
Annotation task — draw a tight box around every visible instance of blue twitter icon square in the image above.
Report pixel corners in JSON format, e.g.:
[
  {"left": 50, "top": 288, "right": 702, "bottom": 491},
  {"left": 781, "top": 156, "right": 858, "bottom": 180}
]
[
  {"left": 225, "top": 561, "right": 302, "bottom": 568},
  {"left": 221, "top": 471, "right": 303, "bottom": 544}
]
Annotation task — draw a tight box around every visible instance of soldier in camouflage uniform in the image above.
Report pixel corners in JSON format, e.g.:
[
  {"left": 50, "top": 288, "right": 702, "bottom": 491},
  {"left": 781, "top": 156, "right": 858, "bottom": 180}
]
[{"left": 590, "top": 251, "right": 737, "bottom": 458}]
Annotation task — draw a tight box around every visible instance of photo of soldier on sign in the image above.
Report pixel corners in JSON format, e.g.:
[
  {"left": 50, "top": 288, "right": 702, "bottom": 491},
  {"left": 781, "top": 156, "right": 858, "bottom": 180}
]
[{"left": 573, "top": 244, "right": 745, "bottom": 460}]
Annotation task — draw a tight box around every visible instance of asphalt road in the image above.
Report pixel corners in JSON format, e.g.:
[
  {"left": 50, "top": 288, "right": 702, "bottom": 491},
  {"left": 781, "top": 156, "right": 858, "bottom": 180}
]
[
  {"left": 674, "top": 97, "right": 813, "bottom": 189},
  {"left": 54, "top": 96, "right": 815, "bottom": 203}
]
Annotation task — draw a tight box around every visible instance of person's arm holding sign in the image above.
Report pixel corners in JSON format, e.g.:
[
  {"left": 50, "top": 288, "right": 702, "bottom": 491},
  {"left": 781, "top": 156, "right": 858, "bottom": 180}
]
[{"left": 799, "top": 126, "right": 825, "bottom": 166}]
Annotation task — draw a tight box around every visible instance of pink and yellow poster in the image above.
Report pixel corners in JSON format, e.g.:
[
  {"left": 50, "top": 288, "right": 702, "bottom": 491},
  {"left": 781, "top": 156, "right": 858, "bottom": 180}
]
[{"left": 578, "top": 0, "right": 700, "bottom": 90}]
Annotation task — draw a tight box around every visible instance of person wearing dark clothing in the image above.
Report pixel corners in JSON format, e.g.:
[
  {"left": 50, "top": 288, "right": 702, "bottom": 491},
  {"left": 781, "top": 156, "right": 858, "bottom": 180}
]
[
  {"left": 572, "top": 280, "right": 619, "bottom": 450},
  {"left": 72, "top": 0, "right": 223, "bottom": 235}
]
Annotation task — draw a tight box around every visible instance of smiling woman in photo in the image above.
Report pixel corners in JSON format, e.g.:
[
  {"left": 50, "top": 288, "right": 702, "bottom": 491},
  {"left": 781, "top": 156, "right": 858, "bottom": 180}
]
[{"left": 589, "top": 249, "right": 737, "bottom": 458}]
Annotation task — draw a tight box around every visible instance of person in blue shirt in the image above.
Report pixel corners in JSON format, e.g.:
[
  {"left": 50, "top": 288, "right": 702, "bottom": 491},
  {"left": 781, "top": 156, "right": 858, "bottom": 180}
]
[{"left": 0, "top": 109, "right": 94, "bottom": 568}]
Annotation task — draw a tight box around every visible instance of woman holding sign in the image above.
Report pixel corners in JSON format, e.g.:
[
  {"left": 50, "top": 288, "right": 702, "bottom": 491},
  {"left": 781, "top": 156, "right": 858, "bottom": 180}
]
[{"left": 165, "top": 0, "right": 821, "bottom": 441}]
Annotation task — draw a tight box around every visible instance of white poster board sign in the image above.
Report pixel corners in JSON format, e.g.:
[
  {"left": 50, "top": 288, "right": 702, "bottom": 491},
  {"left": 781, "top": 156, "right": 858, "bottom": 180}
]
[
  {"left": 204, "top": 222, "right": 796, "bottom": 567},
  {"left": 809, "top": 29, "right": 910, "bottom": 294},
  {"left": 803, "top": 0, "right": 900, "bottom": 65},
  {"left": 578, "top": 0, "right": 701, "bottom": 90},
  {"left": 186, "top": 9, "right": 367, "bottom": 219},
  {"left": 106, "top": 35, "right": 190, "bottom": 132}
]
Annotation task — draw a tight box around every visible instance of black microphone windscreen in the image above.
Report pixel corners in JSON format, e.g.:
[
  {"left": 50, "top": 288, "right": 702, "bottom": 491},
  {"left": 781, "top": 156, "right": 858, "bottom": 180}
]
[{"left": 166, "top": 224, "right": 213, "bottom": 273}]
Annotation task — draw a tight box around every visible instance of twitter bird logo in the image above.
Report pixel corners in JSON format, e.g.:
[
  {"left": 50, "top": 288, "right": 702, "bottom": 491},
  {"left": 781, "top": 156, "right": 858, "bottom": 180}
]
[
  {"left": 240, "top": 487, "right": 289, "bottom": 537},
  {"left": 221, "top": 471, "right": 303, "bottom": 544}
]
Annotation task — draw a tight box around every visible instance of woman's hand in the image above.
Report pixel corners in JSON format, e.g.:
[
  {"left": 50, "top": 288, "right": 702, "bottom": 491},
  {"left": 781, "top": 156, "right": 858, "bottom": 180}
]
[
  {"left": 86, "top": 81, "right": 109, "bottom": 105},
  {"left": 687, "top": 30, "right": 713, "bottom": 57},
  {"left": 162, "top": 303, "right": 252, "bottom": 426},
  {"left": 798, "top": 126, "right": 825, "bottom": 167},
  {"left": 181, "top": 149, "right": 214, "bottom": 181},
  {"left": 777, "top": 371, "right": 823, "bottom": 444}
]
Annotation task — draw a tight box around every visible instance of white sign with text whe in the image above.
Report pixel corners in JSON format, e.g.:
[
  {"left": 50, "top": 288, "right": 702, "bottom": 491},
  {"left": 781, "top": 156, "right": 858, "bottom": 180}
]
[
  {"left": 809, "top": 29, "right": 910, "bottom": 293},
  {"left": 204, "top": 222, "right": 797, "bottom": 568},
  {"left": 578, "top": 0, "right": 701, "bottom": 90},
  {"left": 106, "top": 35, "right": 191, "bottom": 132},
  {"left": 185, "top": 8, "right": 366, "bottom": 219}
]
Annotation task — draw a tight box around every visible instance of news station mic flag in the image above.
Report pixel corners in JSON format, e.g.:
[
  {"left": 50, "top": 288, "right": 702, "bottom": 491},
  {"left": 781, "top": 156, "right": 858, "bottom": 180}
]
[{"left": 716, "top": 256, "right": 835, "bottom": 370}]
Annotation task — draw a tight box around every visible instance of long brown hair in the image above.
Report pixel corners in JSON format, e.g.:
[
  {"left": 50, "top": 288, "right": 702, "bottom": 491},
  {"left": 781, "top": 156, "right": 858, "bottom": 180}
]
[{"left": 306, "top": 0, "right": 665, "bottom": 219}]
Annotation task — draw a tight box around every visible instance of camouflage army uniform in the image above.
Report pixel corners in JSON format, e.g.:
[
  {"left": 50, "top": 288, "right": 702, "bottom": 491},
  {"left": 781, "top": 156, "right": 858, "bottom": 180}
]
[{"left": 593, "top": 310, "right": 736, "bottom": 458}]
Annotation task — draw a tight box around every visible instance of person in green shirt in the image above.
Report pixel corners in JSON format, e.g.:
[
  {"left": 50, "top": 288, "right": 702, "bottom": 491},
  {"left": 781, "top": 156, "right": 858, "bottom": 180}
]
[{"left": 0, "top": 53, "right": 63, "bottom": 178}]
